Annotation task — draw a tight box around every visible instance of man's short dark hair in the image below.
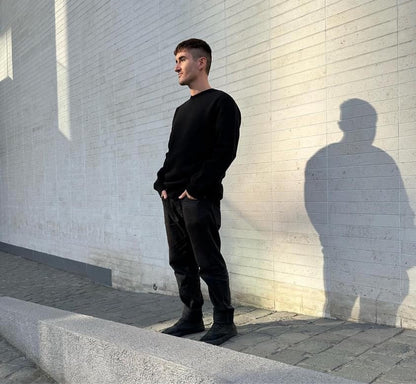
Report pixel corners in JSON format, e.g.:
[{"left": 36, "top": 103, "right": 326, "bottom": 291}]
[{"left": 174, "top": 38, "right": 212, "bottom": 75}]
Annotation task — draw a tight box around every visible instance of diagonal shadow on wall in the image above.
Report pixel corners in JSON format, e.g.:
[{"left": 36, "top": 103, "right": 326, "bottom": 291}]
[{"left": 305, "top": 98, "right": 415, "bottom": 327}]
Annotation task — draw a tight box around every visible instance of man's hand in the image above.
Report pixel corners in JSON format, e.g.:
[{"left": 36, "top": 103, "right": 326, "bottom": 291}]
[
  {"left": 161, "top": 190, "right": 168, "bottom": 200},
  {"left": 179, "top": 190, "right": 197, "bottom": 200}
]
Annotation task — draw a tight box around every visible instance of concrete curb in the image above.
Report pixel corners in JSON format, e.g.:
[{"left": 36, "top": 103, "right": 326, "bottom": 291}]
[{"left": 0, "top": 297, "right": 359, "bottom": 384}]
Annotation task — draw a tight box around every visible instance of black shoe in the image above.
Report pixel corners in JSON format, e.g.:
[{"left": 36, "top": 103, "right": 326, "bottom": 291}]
[
  {"left": 162, "top": 318, "right": 205, "bottom": 337},
  {"left": 200, "top": 322, "right": 237, "bottom": 345}
]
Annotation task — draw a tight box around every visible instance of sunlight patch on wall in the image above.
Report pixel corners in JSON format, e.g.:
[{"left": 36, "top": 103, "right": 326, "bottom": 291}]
[
  {"left": 0, "top": 27, "right": 13, "bottom": 81},
  {"left": 55, "top": 0, "right": 71, "bottom": 141}
]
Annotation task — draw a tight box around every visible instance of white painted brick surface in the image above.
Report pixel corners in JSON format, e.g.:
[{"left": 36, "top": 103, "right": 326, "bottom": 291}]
[{"left": 0, "top": 0, "right": 415, "bottom": 328}]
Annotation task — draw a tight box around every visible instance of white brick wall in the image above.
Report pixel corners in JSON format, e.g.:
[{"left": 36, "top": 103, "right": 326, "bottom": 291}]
[{"left": 0, "top": 0, "right": 415, "bottom": 328}]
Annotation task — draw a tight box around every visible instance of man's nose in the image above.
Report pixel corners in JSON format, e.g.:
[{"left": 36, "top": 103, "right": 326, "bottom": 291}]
[{"left": 175, "top": 63, "right": 180, "bottom": 72}]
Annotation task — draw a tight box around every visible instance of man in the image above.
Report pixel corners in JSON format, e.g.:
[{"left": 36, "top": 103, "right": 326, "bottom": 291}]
[{"left": 154, "top": 38, "right": 241, "bottom": 345}]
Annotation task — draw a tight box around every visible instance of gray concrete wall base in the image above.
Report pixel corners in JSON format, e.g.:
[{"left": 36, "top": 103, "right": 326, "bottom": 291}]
[{"left": 0, "top": 297, "right": 358, "bottom": 384}]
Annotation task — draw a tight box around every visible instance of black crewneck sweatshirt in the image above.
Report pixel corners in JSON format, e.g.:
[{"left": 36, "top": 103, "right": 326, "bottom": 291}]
[{"left": 154, "top": 88, "right": 241, "bottom": 201}]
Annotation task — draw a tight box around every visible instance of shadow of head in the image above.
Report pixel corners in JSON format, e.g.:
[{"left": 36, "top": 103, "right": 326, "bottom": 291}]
[{"left": 338, "top": 98, "right": 377, "bottom": 143}]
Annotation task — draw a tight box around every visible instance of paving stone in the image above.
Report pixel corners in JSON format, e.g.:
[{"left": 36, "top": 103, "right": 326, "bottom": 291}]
[
  {"left": 233, "top": 313, "right": 270, "bottom": 326},
  {"left": 268, "top": 349, "right": 309, "bottom": 365},
  {"left": 292, "top": 314, "right": 318, "bottom": 322},
  {"left": 311, "top": 318, "right": 346, "bottom": 328},
  {"left": 392, "top": 330, "right": 416, "bottom": 347},
  {"left": 2, "top": 366, "right": 44, "bottom": 384},
  {"left": 0, "top": 363, "right": 21, "bottom": 379},
  {"left": 290, "top": 338, "right": 333, "bottom": 354},
  {"left": 379, "top": 365, "right": 416, "bottom": 383},
  {"left": 234, "top": 323, "right": 267, "bottom": 335},
  {"left": 221, "top": 331, "right": 272, "bottom": 349},
  {"left": 264, "top": 311, "right": 299, "bottom": 322},
  {"left": 31, "top": 376, "right": 57, "bottom": 384},
  {"left": 329, "top": 323, "right": 370, "bottom": 338},
  {"left": 272, "top": 331, "right": 312, "bottom": 345},
  {"left": 0, "top": 349, "right": 22, "bottom": 363},
  {"left": 332, "top": 361, "right": 383, "bottom": 383},
  {"left": 330, "top": 338, "right": 373, "bottom": 356},
  {"left": 308, "top": 331, "right": 349, "bottom": 345},
  {"left": 274, "top": 318, "right": 313, "bottom": 327},
  {"left": 297, "top": 349, "right": 355, "bottom": 372},
  {"left": 349, "top": 327, "right": 403, "bottom": 345},
  {"left": 0, "top": 337, "right": 57, "bottom": 383},
  {"left": 371, "top": 377, "right": 396, "bottom": 384},
  {"left": 401, "top": 329, "right": 416, "bottom": 338},
  {"left": 253, "top": 326, "right": 291, "bottom": 338},
  {"left": 356, "top": 350, "right": 403, "bottom": 369},
  {"left": 238, "top": 338, "right": 282, "bottom": 358},
  {"left": 371, "top": 340, "right": 415, "bottom": 357},
  {"left": 218, "top": 338, "right": 247, "bottom": 352},
  {"left": 241, "top": 308, "right": 276, "bottom": 320},
  {"left": 289, "top": 323, "right": 334, "bottom": 336},
  {"left": 231, "top": 306, "right": 257, "bottom": 315},
  {"left": 397, "top": 353, "right": 416, "bottom": 368}
]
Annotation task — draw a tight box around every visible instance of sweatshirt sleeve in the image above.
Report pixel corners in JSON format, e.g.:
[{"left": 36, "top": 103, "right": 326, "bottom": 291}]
[
  {"left": 186, "top": 94, "right": 240, "bottom": 199},
  {"left": 153, "top": 163, "right": 166, "bottom": 195},
  {"left": 153, "top": 109, "right": 178, "bottom": 195}
]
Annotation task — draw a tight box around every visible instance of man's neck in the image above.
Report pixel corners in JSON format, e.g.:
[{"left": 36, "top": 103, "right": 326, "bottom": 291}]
[{"left": 189, "top": 79, "right": 211, "bottom": 96}]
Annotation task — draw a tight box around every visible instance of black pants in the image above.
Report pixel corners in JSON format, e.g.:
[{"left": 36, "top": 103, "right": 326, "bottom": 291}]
[{"left": 162, "top": 197, "right": 234, "bottom": 324}]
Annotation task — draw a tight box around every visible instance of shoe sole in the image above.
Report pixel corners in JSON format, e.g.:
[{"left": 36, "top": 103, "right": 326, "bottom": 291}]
[
  {"left": 201, "top": 330, "right": 237, "bottom": 345},
  {"left": 162, "top": 326, "right": 205, "bottom": 337}
]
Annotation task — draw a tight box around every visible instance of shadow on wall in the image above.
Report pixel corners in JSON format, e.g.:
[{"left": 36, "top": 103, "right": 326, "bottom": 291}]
[{"left": 305, "top": 99, "right": 415, "bottom": 327}]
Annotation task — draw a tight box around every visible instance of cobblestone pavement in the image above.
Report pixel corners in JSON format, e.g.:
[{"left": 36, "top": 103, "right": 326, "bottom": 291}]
[
  {"left": 0, "top": 336, "right": 56, "bottom": 383},
  {"left": 1, "top": 251, "right": 416, "bottom": 383}
]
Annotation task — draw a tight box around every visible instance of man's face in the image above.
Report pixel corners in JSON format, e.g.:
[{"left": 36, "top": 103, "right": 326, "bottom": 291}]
[{"left": 174, "top": 50, "right": 201, "bottom": 86}]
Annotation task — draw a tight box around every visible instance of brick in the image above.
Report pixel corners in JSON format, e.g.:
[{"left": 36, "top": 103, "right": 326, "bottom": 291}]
[{"left": 327, "top": 0, "right": 395, "bottom": 29}]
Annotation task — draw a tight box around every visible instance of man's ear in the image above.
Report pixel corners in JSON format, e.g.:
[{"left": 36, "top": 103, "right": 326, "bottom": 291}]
[{"left": 198, "top": 57, "right": 207, "bottom": 71}]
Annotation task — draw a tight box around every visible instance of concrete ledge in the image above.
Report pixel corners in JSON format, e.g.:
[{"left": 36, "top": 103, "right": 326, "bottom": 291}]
[{"left": 0, "top": 297, "right": 358, "bottom": 384}]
